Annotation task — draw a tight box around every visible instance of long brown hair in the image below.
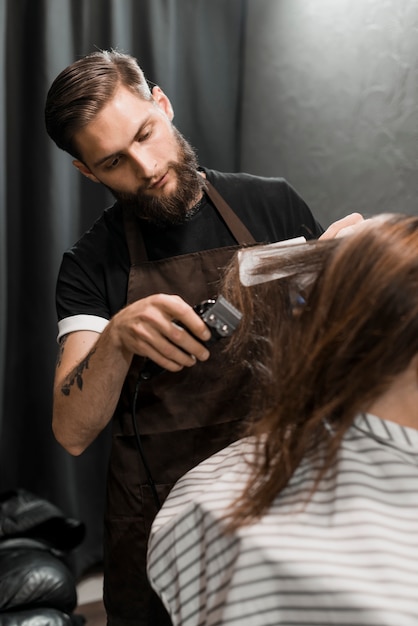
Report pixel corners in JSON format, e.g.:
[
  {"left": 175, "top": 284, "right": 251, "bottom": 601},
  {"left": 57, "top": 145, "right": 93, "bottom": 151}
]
[
  {"left": 45, "top": 49, "right": 152, "bottom": 159},
  {"left": 220, "top": 214, "right": 418, "bottom": 529}
]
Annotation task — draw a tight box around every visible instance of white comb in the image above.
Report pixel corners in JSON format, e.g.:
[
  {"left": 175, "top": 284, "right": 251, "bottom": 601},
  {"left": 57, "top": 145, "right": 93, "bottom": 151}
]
[{"left": 238, "top": 236, "right": 307, "bottom": 286}]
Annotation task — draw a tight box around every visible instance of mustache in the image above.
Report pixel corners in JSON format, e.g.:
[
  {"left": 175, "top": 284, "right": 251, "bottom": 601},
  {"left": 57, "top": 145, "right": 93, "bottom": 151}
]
[{"left": 141, "top": 165, "right": 175, "bottom": 192}]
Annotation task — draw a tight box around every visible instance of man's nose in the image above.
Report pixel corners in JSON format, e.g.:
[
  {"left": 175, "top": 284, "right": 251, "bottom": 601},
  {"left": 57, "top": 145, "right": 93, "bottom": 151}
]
[{"left": 129, "top": 145, "right": 156, "bottom": 179}]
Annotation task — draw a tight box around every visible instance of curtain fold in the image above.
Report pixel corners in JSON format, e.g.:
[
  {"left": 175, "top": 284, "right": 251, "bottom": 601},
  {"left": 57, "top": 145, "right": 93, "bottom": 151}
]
[{"left": 0, "top": 0, "right": 6, "bottom": 445}]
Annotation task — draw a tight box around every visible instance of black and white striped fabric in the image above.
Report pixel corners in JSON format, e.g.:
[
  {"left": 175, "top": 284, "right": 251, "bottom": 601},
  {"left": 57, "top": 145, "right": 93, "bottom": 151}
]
[{"left": 147, "top": 413, "right": 418, "bottom": 626}]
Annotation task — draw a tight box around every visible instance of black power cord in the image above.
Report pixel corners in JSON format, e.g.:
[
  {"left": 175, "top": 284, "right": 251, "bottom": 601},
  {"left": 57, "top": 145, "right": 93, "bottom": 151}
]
[{"left": 131, "top": 376, "right": 161, "bottom": 510}]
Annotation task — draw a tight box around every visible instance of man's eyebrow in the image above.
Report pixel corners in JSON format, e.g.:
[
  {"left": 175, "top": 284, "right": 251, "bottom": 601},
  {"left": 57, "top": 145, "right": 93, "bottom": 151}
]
[{"left": 92, "top": 118, "right": 151, "bottom": 168}]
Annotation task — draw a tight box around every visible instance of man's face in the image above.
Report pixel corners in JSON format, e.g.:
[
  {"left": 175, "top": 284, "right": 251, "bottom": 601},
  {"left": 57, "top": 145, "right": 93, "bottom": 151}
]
[{"left": 73, "top": 85, "right": 204, "bottom": 224}]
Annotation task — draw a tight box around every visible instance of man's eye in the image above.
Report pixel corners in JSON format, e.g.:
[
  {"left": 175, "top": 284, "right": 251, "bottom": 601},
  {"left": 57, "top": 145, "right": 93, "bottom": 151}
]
[
  {"left": 137, "top": 130, "right": 151, "bottom": 142},
  {"left": 106, "top": 157, "right": 121, "bottom": 169}
]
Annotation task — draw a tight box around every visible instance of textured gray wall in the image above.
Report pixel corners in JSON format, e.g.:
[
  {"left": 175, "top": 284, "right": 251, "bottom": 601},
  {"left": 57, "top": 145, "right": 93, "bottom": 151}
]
[{"left": 241, "top": 0, "right": 418, "bottom": 227}]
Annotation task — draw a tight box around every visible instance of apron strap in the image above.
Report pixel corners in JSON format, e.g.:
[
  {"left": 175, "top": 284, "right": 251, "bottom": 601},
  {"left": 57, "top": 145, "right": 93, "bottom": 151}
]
[
  {"left": 204, "top": 180, "right": 256, "bottom": 245},
  {"left": 123, "top": 177, "right": 257, "bottom": 265}
]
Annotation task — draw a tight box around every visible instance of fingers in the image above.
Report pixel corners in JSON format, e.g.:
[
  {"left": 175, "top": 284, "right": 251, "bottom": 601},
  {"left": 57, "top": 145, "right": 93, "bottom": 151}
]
[
  {"left": 140, "top": 317, "right": 210, "bottom": 372},
  {"left": 320, "top": 212, "right": 364, "bottom": 240},
  {"left": 110, "top": 294, "right": 212, "bottom": 372}
]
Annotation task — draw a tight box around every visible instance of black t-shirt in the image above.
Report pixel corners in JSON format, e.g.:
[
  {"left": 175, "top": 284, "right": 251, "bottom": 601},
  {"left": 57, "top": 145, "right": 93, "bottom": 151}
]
[{"left": 56, "top": 168, "right": 323, "bottom": 324}]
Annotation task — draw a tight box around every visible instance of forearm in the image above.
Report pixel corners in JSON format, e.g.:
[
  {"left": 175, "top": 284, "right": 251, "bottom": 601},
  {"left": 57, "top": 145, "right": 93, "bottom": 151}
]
[
  {"left": 52, "top": 293, "right": 212, "bottom": 455},
  {"left": 53, "top": 327, "right": 133, "bottom": 455}
]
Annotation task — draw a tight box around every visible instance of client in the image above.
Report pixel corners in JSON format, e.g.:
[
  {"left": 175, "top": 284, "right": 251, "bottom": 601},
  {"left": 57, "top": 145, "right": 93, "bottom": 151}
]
[{"left": 147, "top": 213, "right": 418, "bottom": 626}]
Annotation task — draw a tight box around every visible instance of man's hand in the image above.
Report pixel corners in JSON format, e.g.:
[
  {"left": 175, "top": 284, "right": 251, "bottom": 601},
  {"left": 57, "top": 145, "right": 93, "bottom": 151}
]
[
  {"left": 109, "top": 294, "right": 212, "bottom": 373},
  {"left": 320, "top": 212, "right": 364, "bottom": 240}
]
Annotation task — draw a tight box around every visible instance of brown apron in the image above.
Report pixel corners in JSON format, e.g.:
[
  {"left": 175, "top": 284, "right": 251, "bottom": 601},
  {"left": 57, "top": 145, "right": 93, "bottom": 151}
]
[{"left": 103, "top": 182, "right": 256, "bottom": 626}]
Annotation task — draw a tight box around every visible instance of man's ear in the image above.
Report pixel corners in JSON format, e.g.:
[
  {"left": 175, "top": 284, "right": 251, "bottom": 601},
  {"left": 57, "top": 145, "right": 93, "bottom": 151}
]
[
  {"left": 72, "top": 159, "right": 100, "bottom": 183},
  {"left": 151, "top": 86, "right": 174, "bottom": 121}
]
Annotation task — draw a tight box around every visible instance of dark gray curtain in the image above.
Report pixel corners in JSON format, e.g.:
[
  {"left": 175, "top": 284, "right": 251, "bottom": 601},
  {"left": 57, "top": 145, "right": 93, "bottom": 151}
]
[
  {"left": 1, "top": 0, "right": 417, "bottom": 578},
  {"left": 0, "top": 0, "right": 247, "bottom": 576}
]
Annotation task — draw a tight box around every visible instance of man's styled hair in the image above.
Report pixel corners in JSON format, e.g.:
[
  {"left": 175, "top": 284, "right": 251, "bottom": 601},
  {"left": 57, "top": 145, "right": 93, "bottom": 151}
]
[
  {"left": 44, "top": 49, "right": 152, "bottom": 159},
  {"left": 220, "top": 213, "right": 418, "bottom": 528}
]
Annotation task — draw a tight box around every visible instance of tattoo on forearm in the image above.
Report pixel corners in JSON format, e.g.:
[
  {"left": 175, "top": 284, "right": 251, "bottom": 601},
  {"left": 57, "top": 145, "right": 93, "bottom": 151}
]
[
  {"left": 61, "top": 348, "right": 97, "bottom": 396},
  {"left": 56, "top": 335, "right": 68, "bottom": 368}
]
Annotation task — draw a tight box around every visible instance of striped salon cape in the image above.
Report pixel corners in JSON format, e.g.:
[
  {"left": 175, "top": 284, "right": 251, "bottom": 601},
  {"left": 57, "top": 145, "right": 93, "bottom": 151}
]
[{"left": 147, "top": 413, "right": 418, "bottom": 625}]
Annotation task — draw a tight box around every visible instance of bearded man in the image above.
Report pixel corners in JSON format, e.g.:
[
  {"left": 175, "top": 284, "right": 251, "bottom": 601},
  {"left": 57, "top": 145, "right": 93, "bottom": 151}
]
[{"left": 45, "top": 50, "right": 362, "bottom": 626}]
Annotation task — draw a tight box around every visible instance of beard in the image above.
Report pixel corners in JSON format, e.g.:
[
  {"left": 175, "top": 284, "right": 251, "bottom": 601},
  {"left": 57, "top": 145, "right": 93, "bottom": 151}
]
[{"left": 107, "top": 126, "right": 206, "bottom": 226}]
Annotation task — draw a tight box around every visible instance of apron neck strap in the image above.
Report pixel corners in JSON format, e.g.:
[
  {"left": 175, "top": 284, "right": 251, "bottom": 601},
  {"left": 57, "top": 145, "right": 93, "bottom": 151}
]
[{"left": 203, "top": 179, "right": 256, "bottom": 246}]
